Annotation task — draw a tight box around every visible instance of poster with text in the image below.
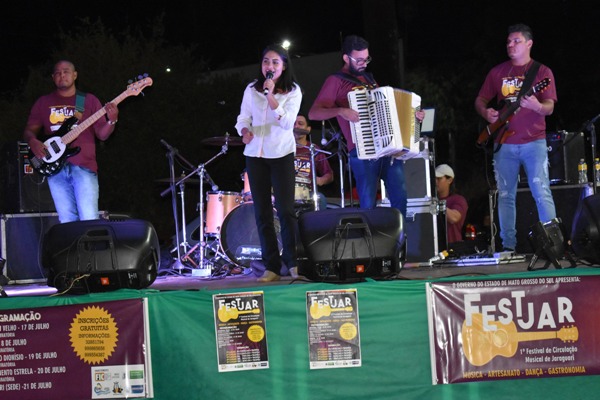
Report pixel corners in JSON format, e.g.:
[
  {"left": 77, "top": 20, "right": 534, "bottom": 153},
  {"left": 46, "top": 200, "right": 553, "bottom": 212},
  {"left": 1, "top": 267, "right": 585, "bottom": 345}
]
[
  {"left": 306, "top": 288, "right": 361, "bottom": 369},
  {"left": 427, "top": 275, "right": 600, "bottom": 384},
  {"left": 213, "top": 291, "right": 268, "bottom": 372},
  {"left": 0, "top": 298, "right": 153, "bottom": 399}
]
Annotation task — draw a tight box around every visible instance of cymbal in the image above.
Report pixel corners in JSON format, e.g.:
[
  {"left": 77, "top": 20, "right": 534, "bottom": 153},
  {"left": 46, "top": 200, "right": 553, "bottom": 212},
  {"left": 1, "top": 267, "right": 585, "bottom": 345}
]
[
  {"left": 155, "top": 178, "right": 201, "bottom": 184},
  {"left": 201, "top": 136, "right": 243, "bottom": 146}
]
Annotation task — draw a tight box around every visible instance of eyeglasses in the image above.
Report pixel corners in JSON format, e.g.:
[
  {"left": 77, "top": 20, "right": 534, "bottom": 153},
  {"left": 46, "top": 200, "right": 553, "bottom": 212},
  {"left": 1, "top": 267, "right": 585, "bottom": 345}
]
[{"left": 347, "top": 55, "right": 372, "bottom": 65}]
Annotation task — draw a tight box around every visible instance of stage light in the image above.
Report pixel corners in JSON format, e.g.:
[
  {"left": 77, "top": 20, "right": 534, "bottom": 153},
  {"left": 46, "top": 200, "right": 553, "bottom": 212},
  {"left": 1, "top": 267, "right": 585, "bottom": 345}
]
[
  {"left": 570, "top": 193, "right": 600, "bottom": 265},
  {"left": 527, "top": 218, "right": 576, "bottom": 271},
  {"left": 282, "top": 40, "right": 291, "bottom": 50}
]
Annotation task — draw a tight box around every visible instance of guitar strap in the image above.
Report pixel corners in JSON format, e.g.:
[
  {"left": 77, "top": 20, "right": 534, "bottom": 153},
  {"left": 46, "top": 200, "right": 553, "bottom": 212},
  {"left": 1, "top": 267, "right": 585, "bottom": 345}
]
[
  {"left": 492, "top": 60, "right": 541, "bottom": 153},
  {"left": 74, "top": 90, "right": 86, "bottom": 120}
]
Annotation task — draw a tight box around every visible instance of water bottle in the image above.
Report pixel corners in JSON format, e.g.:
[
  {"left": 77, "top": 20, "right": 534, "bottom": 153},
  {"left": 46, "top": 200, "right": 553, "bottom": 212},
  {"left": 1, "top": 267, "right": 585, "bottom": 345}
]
[
  {"left": 578, "top": 158, "right": 588, "bottom": 184},
  {"left": 595, "top": 158, "right": 600, "bottom": 184}
]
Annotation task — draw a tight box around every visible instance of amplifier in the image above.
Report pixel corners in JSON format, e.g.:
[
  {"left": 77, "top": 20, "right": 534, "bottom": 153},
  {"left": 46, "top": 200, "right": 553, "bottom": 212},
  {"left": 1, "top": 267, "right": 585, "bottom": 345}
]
[{"left": 0, "top": 141, "right": 56, "bottom": 213}]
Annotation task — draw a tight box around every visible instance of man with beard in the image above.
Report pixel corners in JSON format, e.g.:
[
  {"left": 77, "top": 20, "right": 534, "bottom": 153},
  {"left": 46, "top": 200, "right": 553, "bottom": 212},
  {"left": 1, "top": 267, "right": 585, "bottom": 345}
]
[{"left": 309, "top": 35, "right": 423, "bottom": 217}]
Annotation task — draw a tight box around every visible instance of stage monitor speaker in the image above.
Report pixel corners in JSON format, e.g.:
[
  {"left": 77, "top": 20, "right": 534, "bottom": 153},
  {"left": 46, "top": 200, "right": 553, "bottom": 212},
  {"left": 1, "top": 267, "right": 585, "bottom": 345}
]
[
  {"left": 298, "top": 207, "right": 405, "bottom": 281},
  {"left": 42, "top": 219, "right": 160, "bottom": 293},
  {"left": 1, "top": 212, "right": 60, "bottom": 283},
  {"left": 570, "top": 193, "right": 600, "bottom": 265},
  {"left": 0, "top": 141, "right": 56, "bottom": 213}
]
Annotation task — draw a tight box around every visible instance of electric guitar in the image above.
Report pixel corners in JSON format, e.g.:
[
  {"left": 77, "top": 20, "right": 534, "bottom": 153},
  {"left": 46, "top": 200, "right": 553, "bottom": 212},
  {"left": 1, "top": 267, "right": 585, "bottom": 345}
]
[
  {"left": 461, "top": 313, "right": 578, "bottom": 366},
  {"left": 29, "top": 76, "right": 153, "bottom": 176},
  {"left": 476, "top": 78, "right": 551, "bottom": 147}
]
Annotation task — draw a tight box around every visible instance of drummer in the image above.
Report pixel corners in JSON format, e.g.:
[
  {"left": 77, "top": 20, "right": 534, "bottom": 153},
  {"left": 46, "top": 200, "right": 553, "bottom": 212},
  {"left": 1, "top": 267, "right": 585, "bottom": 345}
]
[{"left": 293, "top": 114, "right": 334, "bottom": 211}]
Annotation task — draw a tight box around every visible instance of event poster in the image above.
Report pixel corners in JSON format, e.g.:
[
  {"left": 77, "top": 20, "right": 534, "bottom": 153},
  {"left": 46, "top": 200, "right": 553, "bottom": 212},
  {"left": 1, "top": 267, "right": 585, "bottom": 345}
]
[
  {"left": 427, "top": 275, "right": 600, "bottom": 384},
  {"left": 306, "top": 288, "right": 361, "bottom": 369},
  {"left": 213, "top": 291, "right": 268, "bottom": 372},
  {"left": 0, "top": 298, "right": 153, "bottom": 399}
]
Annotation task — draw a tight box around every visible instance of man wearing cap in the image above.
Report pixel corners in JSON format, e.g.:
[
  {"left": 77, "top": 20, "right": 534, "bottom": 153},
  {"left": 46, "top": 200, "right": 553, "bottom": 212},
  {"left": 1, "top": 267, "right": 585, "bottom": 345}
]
[
  {"left": 435, "top": 164, "right": 468, "bottom": 244},
  {"left": 293, "top": 114, "right": 334, "bottom": 211}
]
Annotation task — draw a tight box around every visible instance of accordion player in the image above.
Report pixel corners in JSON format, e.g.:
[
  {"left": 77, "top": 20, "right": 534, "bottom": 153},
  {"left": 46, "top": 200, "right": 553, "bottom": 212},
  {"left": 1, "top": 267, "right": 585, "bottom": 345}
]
[{"left": 347, "top": 86, "right": 422, "bottom": 160}]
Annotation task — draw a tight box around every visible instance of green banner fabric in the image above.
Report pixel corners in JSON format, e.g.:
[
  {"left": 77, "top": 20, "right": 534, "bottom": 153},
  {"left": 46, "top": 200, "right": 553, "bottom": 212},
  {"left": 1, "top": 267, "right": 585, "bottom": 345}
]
[{"left": 2, "top": 268, "right": 600, "bottom": 399}]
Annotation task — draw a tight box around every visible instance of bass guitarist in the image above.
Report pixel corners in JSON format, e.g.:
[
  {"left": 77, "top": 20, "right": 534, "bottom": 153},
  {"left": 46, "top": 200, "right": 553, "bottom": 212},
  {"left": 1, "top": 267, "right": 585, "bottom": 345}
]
[
  {"left": 23, "top": 60, "right": 119, "bottom": 223},
  {"left": 474, "top": 24, "right": 557, "bottom": 253}
]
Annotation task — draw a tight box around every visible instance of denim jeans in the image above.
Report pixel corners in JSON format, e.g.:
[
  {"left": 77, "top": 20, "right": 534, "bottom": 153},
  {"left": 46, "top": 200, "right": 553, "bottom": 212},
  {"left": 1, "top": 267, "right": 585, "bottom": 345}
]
[
  {"left": 47, "top": 163, "right": 99, "bottom": 223},
  {"left": 493, "top": 139, "right": 556, "bottom": 250},
  {"left": 349, "top": 149, "right": 407, "bottom": 217}
]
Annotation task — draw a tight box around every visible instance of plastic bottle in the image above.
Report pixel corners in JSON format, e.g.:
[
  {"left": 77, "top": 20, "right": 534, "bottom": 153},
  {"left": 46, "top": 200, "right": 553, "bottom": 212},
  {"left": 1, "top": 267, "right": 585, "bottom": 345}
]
[
  {"left": 595, "top": 158, "right": 600, "bottom": 184},
  {"left": 578, "top": 158, "right": 588, "bottom": 184}
]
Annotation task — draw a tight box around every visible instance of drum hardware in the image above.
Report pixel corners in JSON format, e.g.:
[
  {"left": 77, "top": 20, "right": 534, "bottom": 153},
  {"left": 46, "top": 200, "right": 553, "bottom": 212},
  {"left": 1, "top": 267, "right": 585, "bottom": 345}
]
[
  {"left": 201, "top": 135, "right": 244, "bottom": 146},
  {"left": 297, "top": 142, "right": 332, "bottom": 211},
  {"left": 160, "top": 134, "right": 232, "bottom": 276}
]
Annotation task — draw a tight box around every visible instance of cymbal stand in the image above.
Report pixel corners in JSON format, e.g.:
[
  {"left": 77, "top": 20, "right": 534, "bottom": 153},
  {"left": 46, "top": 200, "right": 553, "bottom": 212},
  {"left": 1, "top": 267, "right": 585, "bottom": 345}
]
[
  {"left": 322, "top": 129, "right": 349, "bottom": 207},
  {"left": 308, "top": 143, "right": 331, "bottom": 211},
  {"left": 185, "top": 141, "right": 229, "bottom": 276},
  {"left": 160, "top": 139, "right": 198, "bottom": 273}
]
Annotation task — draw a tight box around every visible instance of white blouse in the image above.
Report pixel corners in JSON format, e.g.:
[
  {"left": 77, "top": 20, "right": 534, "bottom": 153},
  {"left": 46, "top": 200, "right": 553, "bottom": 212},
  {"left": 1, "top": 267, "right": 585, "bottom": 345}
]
[{"left": 235, "top": 81, "right": 302, "bottom": 159}]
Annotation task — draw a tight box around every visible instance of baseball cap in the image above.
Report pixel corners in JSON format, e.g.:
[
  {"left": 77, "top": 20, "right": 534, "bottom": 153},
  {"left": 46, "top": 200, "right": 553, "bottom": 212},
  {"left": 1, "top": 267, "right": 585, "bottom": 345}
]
[{"left": 435, "top": 164, "right": 455, "bottom": 178}]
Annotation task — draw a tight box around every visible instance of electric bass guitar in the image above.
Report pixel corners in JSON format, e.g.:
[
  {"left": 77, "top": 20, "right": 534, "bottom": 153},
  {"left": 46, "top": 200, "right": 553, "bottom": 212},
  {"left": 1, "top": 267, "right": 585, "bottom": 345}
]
[
  {"left": 476, "top": 78, "right": 550, "bottom": 147},
  {"left": 29, "top": 76, "right": 153, "bottom": 176}
]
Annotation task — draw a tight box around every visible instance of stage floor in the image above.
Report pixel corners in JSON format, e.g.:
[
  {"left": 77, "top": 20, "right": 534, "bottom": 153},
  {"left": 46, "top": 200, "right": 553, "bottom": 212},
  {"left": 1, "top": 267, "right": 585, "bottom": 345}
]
[{"left": 4, "top": 253, "right": 593, "bottom": 298}]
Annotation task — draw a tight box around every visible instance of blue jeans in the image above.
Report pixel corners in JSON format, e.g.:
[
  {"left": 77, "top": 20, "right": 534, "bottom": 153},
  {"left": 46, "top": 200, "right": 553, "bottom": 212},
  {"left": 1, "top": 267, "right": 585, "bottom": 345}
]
[
  {"left": 47, "top": 163, "right": 99, "bottom": 223},
  {"left": 493, "top": 139, "right": 556, "bottom": 250},
  {"left": 349, "top": 149, "right": 407, "bottom": 217}
]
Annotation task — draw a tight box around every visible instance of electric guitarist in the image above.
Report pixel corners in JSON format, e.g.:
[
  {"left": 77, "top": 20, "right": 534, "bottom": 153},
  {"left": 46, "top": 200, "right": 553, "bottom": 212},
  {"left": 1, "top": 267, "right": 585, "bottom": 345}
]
[
  {"left": 23, "top": 60, "right": 120, "bottom": 223},
  {"left": 474, "top": 24, "right": 557, "bottom": 253}
]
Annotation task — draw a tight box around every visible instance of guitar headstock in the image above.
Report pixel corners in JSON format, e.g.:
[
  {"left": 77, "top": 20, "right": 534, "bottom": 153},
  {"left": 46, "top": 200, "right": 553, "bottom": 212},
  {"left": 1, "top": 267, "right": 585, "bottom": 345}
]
[
  {"left": 557, "top": 325, "right": 579, "bottom": 342},
  {"left": 126, "top": 74, "right": 153, "bottom": 96},
  {"left": 532, "top": 78, "right": 551, "bottom": 94}
]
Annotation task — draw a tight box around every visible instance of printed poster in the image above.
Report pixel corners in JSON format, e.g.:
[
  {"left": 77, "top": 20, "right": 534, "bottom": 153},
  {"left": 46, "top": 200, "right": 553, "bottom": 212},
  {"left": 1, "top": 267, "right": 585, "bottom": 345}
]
[
  {"left": 213, "top": 291, "right": 268, "bottom": 372},
  {"left": 427, "top": 275, "right": 600, "bottom": 384},
  {"left": 306, "top": 288, "right": 361, "bottom": 369}
]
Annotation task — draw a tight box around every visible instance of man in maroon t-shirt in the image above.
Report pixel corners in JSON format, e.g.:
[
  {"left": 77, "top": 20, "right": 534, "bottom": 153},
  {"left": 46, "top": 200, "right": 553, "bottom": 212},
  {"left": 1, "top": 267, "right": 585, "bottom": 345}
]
[{"left": 23, "top": 60, "right": 119, "bottom": 223}]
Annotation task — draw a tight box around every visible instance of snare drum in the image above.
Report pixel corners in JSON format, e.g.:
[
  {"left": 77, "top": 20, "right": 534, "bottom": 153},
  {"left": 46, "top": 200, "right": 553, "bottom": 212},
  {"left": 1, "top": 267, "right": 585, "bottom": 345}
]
[
  {"left": 205, "top": 191, "right": 242, "bottom": 234},
  {"left": 219, "top": 202, "right": 282, "bottom": 267}
]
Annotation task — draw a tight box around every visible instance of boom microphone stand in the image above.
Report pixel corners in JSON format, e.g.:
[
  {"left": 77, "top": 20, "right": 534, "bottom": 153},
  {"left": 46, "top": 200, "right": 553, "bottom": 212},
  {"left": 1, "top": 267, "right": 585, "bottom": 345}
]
[
  {"left": 160, "top": 139, "right": 196, "bottom": 272},
  {"left": 322, "top": 129, "right": 351, "bottom": 208}
]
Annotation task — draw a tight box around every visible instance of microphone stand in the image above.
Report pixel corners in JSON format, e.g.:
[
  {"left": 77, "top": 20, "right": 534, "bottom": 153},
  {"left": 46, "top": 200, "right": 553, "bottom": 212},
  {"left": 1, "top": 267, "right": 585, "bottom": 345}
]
[
  {"left": 321, "top": 129, "right": 350, "bottom": 208},
  {"left": 582, "top": 114, "right": 599, "bottom": 194},
  {"left": 160, "top": 139, "right": 196, "bottom": 273},
  {"left": 308, "top": 143, "right": 331, "bottom": 211}
]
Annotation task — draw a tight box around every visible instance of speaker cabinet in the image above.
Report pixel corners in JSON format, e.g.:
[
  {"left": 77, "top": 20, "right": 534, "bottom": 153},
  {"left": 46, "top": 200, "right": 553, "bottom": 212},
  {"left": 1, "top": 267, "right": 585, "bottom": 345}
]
[
  {"left": 509, "top": 184, "right": 591, "bottom": 254},
  {"left": 1, "top": 213, "right": 60, "bottom": 283},
  {"left": 298, "top": 207, "right": 404, "bottom": 281},
  {"left": 570, "top": 193, "right": 600, "bottom": 264},
  {"left": 0, "top": 141, "right": 56, "bottom": 213},
  {"left": 42, "top": 219, "right": 160, "bottom": 292}
]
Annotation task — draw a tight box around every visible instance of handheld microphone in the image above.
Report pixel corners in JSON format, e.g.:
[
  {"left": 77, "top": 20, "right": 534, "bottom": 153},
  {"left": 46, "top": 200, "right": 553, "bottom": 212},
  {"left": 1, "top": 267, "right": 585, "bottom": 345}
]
[
  {"left": 263, "top": 71, "right": 274, "bottom": 95},
  {"left": 320, "top": 121, "right": 327, "bottom": 146}
]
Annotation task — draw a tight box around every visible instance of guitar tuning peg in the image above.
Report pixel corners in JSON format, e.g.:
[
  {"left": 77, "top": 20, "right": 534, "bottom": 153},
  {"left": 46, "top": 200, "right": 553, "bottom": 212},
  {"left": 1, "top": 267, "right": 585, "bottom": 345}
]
[{"left": 143, "top": 73, "right": 149, "bottom": 78}]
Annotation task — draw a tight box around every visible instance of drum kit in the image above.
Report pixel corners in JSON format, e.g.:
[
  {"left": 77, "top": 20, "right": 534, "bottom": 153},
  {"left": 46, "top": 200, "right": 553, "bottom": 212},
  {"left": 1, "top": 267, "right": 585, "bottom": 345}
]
[{"left": 158, "top": 130, "right": 340, "bottom": 277}]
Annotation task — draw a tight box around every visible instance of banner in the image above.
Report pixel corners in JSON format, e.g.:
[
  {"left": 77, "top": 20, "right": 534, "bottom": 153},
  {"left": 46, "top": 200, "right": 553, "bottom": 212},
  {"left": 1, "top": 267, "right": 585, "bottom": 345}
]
[
  {"left": 427, "top": 275, "right": 600, "bottom": 384},
  {"left": 0, "top": 298, "right": 152, "bottom": 399}
]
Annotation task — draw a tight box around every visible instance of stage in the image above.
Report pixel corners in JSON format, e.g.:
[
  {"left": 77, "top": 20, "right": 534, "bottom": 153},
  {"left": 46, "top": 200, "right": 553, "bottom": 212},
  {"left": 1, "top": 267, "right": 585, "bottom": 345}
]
[{"left": 1, "top": 252, "right": 600, "bottom": 399}]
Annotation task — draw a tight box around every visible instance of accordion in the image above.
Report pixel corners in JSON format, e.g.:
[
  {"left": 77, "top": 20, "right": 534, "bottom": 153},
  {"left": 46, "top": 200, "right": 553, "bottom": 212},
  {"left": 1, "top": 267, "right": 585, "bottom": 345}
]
[{"left": 348, "top": 86, "right": 421, "bottom": 160}]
